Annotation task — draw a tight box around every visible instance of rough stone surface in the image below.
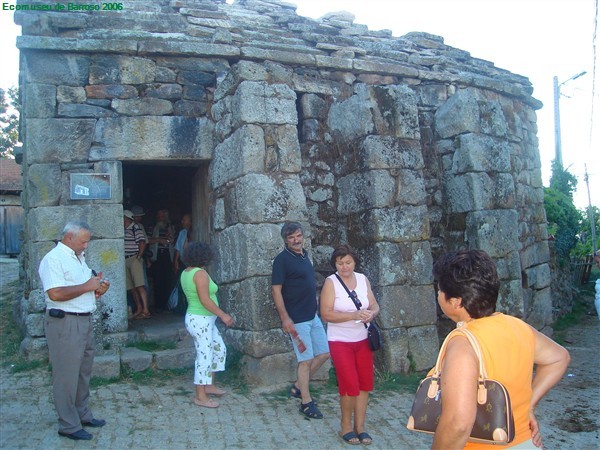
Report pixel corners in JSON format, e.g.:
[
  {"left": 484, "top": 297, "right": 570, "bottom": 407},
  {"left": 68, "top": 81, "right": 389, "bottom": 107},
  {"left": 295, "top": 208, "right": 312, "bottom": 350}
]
[
  {"left": 210, "top": 124, "right": 266, "bottom": 189},
  {"left": 24, "top": 83, "right": 56, "bottom": 118},
  {"left": 91, "top": 116, "right": 215, "bottom": 161},
  {"left": 219, "top": 277, "right": 280, "bottom": 332},
  {"left": 26, "top": 164, "right": 62, "bottom": 207},
  {"left": 231, "top": 81, "right": 298, "bottom": 126},
  {"left": 154, "top": 347, "right": 195, "bottom": 370},
  {"left": 92, "top": 352, "right": 121, "bottom": 380},
  {"left": 228, "top": 174, "right": 307, "bottom": 224},
  {"left": 25, "top": 119, "right": 96, "bottom": 165},
  {"left": 120, "top": 347, "right": 153, "bottom": 373}
]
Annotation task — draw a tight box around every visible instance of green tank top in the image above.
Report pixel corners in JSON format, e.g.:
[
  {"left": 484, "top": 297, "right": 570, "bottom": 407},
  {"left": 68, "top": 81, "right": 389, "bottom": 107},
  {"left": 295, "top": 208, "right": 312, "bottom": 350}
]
[{"left": 180, "top": 267, "right": 218, "bottom": 316}]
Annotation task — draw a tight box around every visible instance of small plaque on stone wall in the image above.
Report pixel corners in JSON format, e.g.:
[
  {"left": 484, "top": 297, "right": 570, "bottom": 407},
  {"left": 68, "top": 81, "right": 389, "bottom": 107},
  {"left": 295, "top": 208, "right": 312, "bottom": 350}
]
[{"left": 70, "top": 173, "right": 111, "bottom": 200}]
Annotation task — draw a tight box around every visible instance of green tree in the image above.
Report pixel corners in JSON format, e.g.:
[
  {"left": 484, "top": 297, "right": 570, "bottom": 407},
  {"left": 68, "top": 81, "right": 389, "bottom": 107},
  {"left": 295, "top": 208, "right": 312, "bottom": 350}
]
[
  {"left": 0, "top": 87, "right": 20, "bottom": 158},
  {"left": 548, "top": 160, "right": 578, "bottom": 198},
  {"left": 572, "top": 205, "right": 600, "bottom": 256},
  {"left": 544, "top": 162, "right": 581, "bottom": 260}
]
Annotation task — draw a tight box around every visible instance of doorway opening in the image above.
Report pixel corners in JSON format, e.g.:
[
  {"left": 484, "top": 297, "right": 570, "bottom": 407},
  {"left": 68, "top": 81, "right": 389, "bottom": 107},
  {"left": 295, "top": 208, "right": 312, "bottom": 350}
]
[{"left": 123, "top": 161, "right": 210, "bottom": 324}]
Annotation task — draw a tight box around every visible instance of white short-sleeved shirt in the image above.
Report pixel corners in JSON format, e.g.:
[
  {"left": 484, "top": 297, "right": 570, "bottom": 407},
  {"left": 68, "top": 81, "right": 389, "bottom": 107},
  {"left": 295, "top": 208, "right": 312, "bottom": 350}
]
[
  {"left": 38, "top": 242, "right": 96, "bottom": 313},
  {"left": 326, "top": 272, "right": 370, "bottom": 343}
]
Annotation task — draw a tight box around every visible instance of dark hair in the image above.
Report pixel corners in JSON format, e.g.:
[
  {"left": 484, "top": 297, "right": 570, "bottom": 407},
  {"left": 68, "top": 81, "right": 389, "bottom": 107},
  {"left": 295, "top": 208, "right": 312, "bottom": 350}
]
[
  {"left": 432, "top": 249, "right": 499, "bottom": 319},
  {"left": 183, "top": 241, "right": 214, "bottom": 268},
  {"left": 330, "top": 244, "right": 361, "bottom": 270},
  {"left": 281, "top": 222, "right": 304, "bottom": 240}
]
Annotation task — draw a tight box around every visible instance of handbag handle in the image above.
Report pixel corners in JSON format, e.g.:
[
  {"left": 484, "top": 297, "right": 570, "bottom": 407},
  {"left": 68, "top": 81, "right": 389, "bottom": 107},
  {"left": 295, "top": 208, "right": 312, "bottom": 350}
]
[
  {"left": 334, "top": 273, "right": 368, "bottom": 329},
  {"left": 432, "top": 326, "right": 491, "bottom": 405}
]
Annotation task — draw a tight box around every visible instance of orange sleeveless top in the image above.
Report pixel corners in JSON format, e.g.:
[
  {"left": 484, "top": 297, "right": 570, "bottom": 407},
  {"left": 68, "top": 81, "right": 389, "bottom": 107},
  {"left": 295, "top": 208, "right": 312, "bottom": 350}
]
[{"left": 441, "top": 313, "right": 536, "bottom": 449}]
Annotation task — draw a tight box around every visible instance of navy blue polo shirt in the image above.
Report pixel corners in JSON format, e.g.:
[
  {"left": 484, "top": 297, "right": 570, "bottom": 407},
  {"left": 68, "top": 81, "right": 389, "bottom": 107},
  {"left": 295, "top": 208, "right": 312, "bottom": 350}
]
[{"left": 271, "top": 247, "right": 317, "bottom": 324}]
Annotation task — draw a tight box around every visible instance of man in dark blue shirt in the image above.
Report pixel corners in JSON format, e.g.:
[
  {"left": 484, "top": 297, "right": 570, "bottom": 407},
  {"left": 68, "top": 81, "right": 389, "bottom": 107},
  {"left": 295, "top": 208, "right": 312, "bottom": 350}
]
[{"left": 272, "top": 222, "right": 330, "bottom": 419}]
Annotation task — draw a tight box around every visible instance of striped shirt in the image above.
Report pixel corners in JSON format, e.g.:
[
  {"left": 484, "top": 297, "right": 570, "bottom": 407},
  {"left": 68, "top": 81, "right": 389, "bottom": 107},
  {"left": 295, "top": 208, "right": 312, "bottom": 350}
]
[
  {"left": 38, "top": 242, "right": 96, "bottom": 313},
  {"left": 124, "top": 223, "right": 145, "bottom": 256}
]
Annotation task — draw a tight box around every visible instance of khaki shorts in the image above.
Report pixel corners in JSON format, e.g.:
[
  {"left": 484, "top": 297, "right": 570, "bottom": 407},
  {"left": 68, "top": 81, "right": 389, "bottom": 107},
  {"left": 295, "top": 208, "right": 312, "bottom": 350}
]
[{"left": 125, "top": 256, "right": 145, "bottom": 290}]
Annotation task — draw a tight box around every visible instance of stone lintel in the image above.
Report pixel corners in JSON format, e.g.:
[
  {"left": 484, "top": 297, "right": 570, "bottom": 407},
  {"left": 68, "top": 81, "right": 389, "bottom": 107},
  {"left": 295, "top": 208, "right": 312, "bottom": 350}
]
[
  {"left": 17, "top": 35, "right": 137, "bottom": 53},
  {"left": 314, "top": 55, "right": 353, "bottom": 70},
  {"left": 353, "top": 58, "right": 419, "bottom": 77},
  {"left": 138, "top": 41, "right": 240, "bottom": 57},
  {"left": 241, "top": 46, "right": 316, "bottom": 65}
]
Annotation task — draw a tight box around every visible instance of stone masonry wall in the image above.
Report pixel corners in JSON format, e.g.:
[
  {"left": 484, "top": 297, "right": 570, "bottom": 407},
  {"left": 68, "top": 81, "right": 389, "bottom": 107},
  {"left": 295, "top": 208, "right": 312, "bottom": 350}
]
[{"left": 14, "top": 0, "right": 550, "bottom": 383}]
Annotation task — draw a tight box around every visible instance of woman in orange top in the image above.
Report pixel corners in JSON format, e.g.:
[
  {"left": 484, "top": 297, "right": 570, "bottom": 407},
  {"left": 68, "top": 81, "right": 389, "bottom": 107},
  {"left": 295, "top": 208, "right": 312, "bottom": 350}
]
[{"left": 431, "top": 250, "right": 570, "bottom": 449}]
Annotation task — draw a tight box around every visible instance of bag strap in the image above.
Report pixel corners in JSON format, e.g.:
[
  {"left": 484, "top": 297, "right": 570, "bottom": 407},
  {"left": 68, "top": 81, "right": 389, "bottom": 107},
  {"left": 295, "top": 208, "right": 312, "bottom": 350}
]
[
  {"left": 334, "top": 273, "right": 368, "bottom": 329},
  {"left": 432, "top": 326, "right": 490, "bottom": 404}
]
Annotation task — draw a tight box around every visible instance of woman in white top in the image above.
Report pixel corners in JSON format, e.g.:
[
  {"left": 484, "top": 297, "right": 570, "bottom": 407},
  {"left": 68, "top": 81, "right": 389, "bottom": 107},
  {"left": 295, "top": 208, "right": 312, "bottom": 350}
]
[{"left": 320, "top": 244, "right": 380, "bottom": 446}]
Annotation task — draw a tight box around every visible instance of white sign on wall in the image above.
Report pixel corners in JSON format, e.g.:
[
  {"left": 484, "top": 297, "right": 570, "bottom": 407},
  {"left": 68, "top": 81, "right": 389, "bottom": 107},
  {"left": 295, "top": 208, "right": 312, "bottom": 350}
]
[{"left": 70, "top": 173, "right": 111, "bottom": 200}]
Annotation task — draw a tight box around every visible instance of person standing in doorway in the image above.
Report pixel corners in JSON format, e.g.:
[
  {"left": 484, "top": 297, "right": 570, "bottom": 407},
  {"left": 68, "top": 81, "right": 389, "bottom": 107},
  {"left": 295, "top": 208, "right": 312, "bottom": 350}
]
[
  {"left": 130, "top": 205, "right": 150, "bottom": 315},
  {"left": 124, "top": 210, "right": 151, "bottom": 319},
  {"left": 38, "top": 221, "right": 110, "bottom": 441},
  {"left": 173, "top": 212, "right": 192, "bottom": 275},
  {"left": 271, "top": 221, "right": 330, "bottom": 419},
  {"left": 172, "top": 213, "right": 192, "bottom": 314},
  {"left": 148, "top": 208, "right": 174, "bottom": 313}
]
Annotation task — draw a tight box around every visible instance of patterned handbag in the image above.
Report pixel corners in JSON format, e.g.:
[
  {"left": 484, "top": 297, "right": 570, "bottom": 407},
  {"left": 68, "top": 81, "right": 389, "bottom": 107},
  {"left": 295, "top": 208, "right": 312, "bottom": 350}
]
[{"left": 406, "top": 327, "right": 515, "bottom": 445}]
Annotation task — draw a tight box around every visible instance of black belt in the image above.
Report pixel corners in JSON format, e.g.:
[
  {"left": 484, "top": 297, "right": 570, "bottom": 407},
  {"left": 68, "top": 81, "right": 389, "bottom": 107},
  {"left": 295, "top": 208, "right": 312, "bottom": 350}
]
[
  {"left": 125, "top": 254, "right": 137, "bottom": 259},
  {"left": 47, "top": 309, "right": 91, "bottom": 316}
]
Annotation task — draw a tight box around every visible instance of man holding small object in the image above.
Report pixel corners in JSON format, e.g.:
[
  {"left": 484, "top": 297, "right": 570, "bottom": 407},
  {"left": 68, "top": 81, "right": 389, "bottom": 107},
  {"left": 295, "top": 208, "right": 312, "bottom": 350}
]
[
  {"left": 271, "top": 222, "right": 330, "bottom": 419},
  {"left": 38, "top": 221, "right": 110, "bottom": 441}
]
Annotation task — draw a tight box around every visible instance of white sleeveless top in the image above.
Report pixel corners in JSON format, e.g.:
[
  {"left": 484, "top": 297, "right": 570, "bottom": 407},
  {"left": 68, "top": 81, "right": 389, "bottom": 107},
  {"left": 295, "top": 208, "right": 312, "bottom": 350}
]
[{"left": 326, "top": 272, "right": 370, "bottom": 343}]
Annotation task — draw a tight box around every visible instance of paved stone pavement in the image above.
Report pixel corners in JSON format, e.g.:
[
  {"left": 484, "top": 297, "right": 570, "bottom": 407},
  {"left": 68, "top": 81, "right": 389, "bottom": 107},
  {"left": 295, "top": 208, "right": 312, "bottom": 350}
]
[
  {"left": 1, "top": 256, "right": 598, "bottom": 449},
  {"left": 0, "top": 367, "right": 435, "bottom": 449}
]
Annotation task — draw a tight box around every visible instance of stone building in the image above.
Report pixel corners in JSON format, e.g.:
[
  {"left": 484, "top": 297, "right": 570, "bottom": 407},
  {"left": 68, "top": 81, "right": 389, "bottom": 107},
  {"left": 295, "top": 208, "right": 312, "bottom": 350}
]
[{"left": 13, "top": 0, "right": 551, "bottom": 384}]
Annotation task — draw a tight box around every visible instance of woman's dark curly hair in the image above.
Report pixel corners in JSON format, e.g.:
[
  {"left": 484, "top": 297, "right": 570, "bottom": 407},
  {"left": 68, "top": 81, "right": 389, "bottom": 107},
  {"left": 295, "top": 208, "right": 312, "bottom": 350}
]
[
  {"left": 432, "top": 249, "right": 499, "bottom": 319},
  {"left": 183, "top": 241, "right": 215, "bottom": 268},
  {"left": 330, "top": 244, "right": 361, "bottom": 271}
]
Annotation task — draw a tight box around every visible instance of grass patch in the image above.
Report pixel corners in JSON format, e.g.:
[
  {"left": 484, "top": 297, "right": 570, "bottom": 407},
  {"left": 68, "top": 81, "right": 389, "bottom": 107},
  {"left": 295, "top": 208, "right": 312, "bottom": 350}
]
[
  {"left": 374, "top": 369, "right": 424, "bottom": 393},
  {"left": 90, "top": 376, "right": 121, "bottom": 388},
  {"left": 10, "top": 360, "right": 48, "bottom": 373},
  {"left": 0, "top": 280, "right": 23, "bottom": 366},
  {"left": 125, "top": 341, "right": 176, "bottom": 352},
  {"left": 92, "top": 366, "right": 193, "bottom": 388},
  {"left": 0, "top": 279, "right": 49, "bottom": 373},
  {"left": 218, "top": 347, "right": 249, "bottom": 394},
  {"left": 125, "top": 367, "right": 191, "bottom": 384}
]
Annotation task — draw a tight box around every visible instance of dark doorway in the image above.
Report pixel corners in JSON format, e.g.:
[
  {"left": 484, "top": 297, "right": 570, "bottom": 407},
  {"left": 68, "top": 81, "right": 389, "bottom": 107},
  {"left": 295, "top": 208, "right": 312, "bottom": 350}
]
[
  {"left": 122, "top": 162, "right": 210, "bottom": 320},
  {"left": 123, "top": 162, "right": 210, "bottom": 241},
  {"left": 124, "top": 163, "right": 193, "bottom": 226}
]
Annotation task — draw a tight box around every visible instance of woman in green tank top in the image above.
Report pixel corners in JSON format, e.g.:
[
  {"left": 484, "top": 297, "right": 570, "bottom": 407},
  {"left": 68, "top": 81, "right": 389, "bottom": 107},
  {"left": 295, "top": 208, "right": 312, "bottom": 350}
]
[{"left": 181, "top": 242, "right": 234, "bottom": 408}]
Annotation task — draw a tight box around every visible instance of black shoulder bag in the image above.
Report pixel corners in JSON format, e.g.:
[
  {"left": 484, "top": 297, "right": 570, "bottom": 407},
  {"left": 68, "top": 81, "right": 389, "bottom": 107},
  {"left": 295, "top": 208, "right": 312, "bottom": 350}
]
[{"left": 334, "top": 273, "right": 382, "bottom": 351}]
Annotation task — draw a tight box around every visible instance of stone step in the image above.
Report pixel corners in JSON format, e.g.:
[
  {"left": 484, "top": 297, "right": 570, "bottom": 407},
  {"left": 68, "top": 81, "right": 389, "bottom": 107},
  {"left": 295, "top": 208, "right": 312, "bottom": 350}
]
[{"left": 93, "top": 313, "right": 196, "bottom": 379}]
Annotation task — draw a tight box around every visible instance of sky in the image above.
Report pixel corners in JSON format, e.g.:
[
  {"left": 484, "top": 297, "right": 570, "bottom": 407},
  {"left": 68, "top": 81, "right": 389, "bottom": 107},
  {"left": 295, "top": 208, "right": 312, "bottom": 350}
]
[{"left": 0, "top": 0, "right": 597, "bottom": 210}]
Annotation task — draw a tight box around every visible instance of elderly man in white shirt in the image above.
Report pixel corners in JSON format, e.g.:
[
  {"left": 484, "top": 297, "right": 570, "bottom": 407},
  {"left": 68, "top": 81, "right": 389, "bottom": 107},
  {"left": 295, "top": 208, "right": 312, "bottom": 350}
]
[{"left": 38, "top": 221, "right": 110, "bottom": 441}]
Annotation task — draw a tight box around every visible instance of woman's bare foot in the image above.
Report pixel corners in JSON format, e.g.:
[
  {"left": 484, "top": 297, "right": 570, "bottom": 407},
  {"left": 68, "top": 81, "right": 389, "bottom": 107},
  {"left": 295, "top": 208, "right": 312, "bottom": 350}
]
[
  {"left": 193, "top": 398, "right": 219, "bottom": 408},
  {"left": 205, "top": 386, "right": 226, "bottom": 396}
]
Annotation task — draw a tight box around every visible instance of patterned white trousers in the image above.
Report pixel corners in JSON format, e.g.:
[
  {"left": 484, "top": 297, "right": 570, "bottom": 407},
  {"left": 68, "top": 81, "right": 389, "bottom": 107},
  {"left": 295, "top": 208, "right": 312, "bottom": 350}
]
[{"left": 185, "top": 313, "right": 227, "bottom": 385}]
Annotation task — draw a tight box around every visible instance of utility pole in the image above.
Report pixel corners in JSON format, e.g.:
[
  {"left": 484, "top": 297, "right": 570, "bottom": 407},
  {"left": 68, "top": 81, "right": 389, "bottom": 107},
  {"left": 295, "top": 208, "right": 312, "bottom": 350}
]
[
  {"left": 584, "top": 165, "right": 597, "bottom": 254},
  {"left": 553, "top": 71, "right": 587, "bottom": 167}
]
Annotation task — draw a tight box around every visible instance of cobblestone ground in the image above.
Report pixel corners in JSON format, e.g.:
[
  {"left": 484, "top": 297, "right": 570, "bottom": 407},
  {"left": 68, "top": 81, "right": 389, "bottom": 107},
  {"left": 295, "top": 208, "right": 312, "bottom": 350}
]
[{"left": 0, "top": 257, "right": 598, "bottom": 449}]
